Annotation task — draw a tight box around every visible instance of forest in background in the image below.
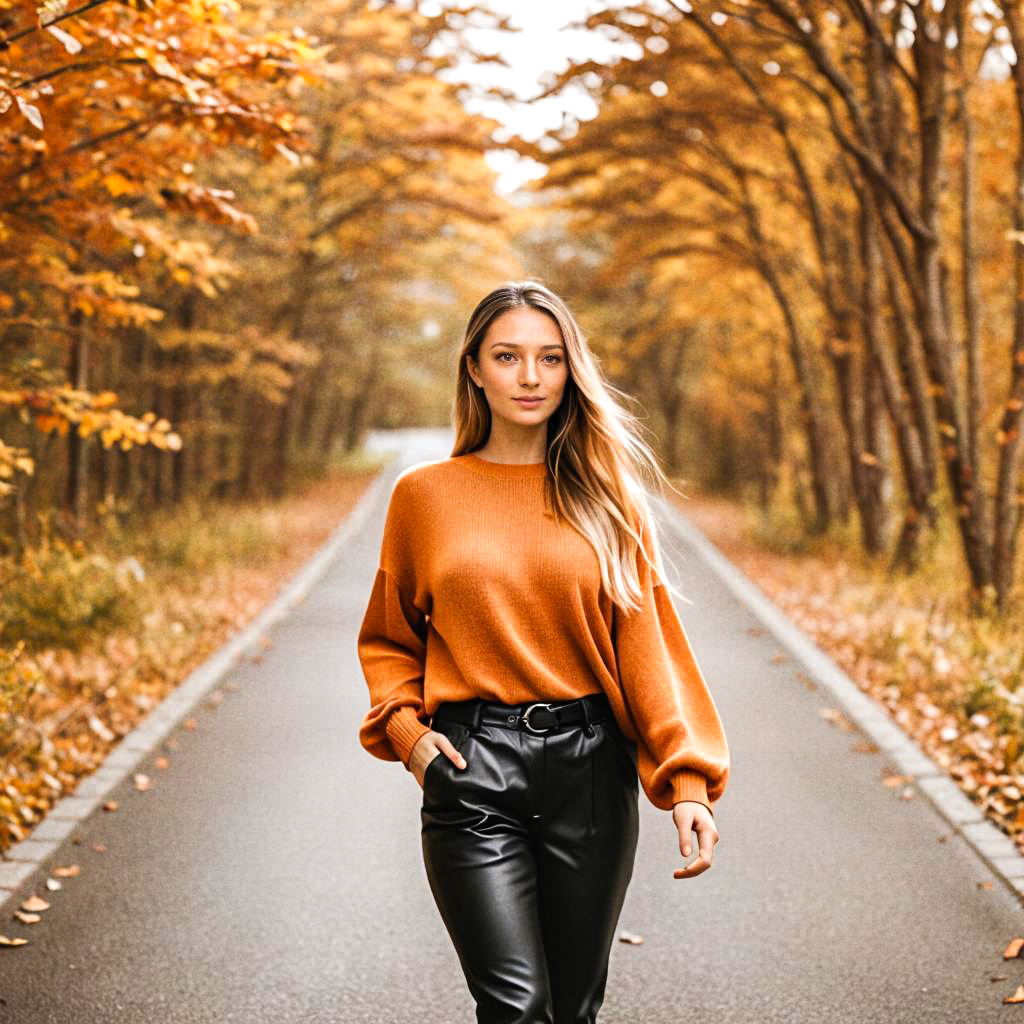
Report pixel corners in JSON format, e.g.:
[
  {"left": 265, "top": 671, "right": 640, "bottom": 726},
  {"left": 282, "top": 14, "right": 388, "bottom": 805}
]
[{"left": 3, "top": 0, "right": 1024, "bottom": 603}]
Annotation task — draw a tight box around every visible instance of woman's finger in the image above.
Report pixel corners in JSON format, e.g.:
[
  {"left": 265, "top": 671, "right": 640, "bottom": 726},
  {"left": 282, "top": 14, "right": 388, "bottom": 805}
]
[
  {"left": 672, "top": 810, "right": 718, "bottom": 878},
  {"left": 673, "top": 850, "right": 711, "bottom": 879},
  {"left": 440, "top": 735, "right": 467, "bottom": 769}
]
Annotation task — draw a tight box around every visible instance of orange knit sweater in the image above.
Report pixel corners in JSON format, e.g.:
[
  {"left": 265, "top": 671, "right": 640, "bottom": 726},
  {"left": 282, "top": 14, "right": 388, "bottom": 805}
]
[{"left": 356, "top": 453, "right": 730, "bottom": 814}]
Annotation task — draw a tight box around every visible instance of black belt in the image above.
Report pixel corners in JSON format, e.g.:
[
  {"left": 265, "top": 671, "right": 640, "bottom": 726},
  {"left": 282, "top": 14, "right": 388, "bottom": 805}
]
[{"left": 432, "top": 693, "right": 612, "bottom": 735}]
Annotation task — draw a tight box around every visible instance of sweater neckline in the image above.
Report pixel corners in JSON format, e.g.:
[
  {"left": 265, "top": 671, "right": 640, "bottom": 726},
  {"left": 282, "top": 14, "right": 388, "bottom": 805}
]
[{"left": 457, "top": 453, "right": 548, "bottom": 478}]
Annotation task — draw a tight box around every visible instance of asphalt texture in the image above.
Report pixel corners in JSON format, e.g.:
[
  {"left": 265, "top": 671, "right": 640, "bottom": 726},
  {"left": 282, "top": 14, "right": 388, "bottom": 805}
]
[{"left": 1, "top": 427, "right": 1021, "bottom": 1023}]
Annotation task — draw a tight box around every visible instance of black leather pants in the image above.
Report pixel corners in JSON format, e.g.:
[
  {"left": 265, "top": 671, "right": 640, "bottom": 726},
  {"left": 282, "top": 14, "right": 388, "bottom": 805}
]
[{"left": 420, "top": 694, "right": 640, "bottom": 1024}]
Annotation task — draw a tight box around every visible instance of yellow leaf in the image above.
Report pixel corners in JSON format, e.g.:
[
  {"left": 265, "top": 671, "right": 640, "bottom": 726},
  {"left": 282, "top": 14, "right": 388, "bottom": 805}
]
[{"left": 103, "top": 173, "right": 134, "bottom": 197}]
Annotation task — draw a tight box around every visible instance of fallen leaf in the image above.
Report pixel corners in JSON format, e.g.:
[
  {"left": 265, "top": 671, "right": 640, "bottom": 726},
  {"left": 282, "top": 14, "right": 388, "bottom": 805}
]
[
  {"left": 182, "top": 718, "right": 197, "bottom": 731},
  {"left": 153, "top": 756, "right": 170, "bottom": 771},
  {"left": 1003, "top": 984, "right": 1024, "bottom": 1004},
  {"left": 20, "top": 895, "right": 49, "bottom": 912},
  {"left": 617, "top": 929, "right": 644, "bottom": 944},
  {"left": 883, "top": 773, "right": 912, "bottom": 788},
  {"left": 52, "top": 864, "right": 79, "bottom": 878},
  {"left": 88, "top": 715, "right": 115, "bottom": 743},
  {"left": 851, "top": 739, "right": 879, "bottom": 753},
  {"left": 13, "top": 912, "right": 40, "bottom": 924},
  {"left": 819, "top": 708, "right": 855, "bottom": 731},
  {"left": 133, "top": 773, "right": 151, "bottom": 791},
  {"left": 1003, "top": 937, "right": 1024, "bottom": 959},
  {"left": 91, "top": 842, "right": 107, "bottom": 853},
  {"left": 44, "top": 878, "right": 61, "bottom": 891},
  {"left": 0, "top": 935, "right": 28, "bottom": 947},
  {"left": 102, "top": 800, "right": 118, "bottom": 812}
]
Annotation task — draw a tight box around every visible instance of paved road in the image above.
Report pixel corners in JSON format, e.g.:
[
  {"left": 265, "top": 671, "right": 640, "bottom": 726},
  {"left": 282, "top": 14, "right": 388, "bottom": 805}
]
[{"left": 1, "top": 427, "right": 1020, "bottom": 1023}]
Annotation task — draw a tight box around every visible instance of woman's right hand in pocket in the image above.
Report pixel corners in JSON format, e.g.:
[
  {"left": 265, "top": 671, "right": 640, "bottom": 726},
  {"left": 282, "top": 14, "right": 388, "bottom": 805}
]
[{"left": 409, "top": 730, "right": 467, "bottom": 789}]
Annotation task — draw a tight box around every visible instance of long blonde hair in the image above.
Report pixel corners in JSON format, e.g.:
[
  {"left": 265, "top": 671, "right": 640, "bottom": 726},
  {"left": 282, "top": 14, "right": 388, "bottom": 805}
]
[{"left": 452, "top": 279, "right": 686, "bottom": 614}]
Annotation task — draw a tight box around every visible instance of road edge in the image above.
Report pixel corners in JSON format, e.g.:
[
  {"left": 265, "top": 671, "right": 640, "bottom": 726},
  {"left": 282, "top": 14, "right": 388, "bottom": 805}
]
[
  {"left": 0, "top": 460, "right": 395, "bottom": 916},
  {"left": 655, "top": 495, "right": 1024, "bottom": 907}
]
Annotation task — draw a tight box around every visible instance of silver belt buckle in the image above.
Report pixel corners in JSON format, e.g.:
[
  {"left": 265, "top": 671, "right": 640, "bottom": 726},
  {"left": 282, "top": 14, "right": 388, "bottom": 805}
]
[{"left": 522, "top": 702, "right": 558, "bottom": 734}]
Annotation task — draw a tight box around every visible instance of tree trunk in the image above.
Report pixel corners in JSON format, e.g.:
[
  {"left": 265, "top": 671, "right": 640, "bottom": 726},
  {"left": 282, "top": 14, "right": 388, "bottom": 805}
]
[{"left": 64, "top": 305, "right": 88, "bottom": 531}]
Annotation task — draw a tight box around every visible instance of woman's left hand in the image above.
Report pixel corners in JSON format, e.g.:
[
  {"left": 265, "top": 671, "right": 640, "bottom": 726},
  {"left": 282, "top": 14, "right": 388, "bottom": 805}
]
[{"left": 671, "top": 800, "right": 719, "bottom": 879}]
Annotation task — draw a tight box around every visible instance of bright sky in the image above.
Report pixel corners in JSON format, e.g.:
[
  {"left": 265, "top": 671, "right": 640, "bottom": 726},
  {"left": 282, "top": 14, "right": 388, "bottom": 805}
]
[{"left": 424, "top": 0, "right": 646, "bottom": 193}]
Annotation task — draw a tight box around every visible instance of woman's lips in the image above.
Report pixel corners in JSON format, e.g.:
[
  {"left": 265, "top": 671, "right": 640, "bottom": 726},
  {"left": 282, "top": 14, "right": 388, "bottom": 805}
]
[{"left": 514, "top": 397, "right": 544, "bottom": 406}]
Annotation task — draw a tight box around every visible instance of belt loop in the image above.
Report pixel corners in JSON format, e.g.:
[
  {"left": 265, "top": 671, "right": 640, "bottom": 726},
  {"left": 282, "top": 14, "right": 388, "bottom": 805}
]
[
  {"left": 469, "top": 699, "right": 485, "bottom": 735},
  {"left": 580, "top": 696, "right": 595, "bottom": 737}
]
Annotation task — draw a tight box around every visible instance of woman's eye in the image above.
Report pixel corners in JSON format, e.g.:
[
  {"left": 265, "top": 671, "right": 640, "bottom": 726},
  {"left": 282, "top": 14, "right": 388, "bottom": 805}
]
[{"left": 495, "top": 353, "right": 562, "bottom": 363}]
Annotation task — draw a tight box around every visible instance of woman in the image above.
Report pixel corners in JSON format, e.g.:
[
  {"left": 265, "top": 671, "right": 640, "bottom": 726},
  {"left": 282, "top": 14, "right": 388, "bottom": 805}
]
[{"left": 357, "top": 280, "right": 730, "bottom": 1024}]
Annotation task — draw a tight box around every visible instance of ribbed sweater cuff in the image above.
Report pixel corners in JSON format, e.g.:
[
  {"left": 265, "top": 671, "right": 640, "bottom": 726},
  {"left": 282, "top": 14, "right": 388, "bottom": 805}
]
[
  {"left": 671, "top": 770, "right": 711, "bottom": 813},
  {"left": 385, "top": 705, "right": 432, "bottom": 768}
]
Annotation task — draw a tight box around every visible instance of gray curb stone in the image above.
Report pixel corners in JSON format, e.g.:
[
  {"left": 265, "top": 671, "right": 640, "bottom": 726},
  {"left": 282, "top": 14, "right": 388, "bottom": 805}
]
[
  {"left": 0, "top": 860, "right": 37, "bottom": 890},
  {"left": 653, "top": 494, "right": 1024, "bottom": 906},
  {"left": 0, "top": 460, "right": 394, "bottom": 915}
]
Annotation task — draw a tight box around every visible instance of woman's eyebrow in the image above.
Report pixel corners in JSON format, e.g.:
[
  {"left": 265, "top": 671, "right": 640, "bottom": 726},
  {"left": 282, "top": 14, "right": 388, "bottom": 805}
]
[{"left": 489, "top": 341, "right": 565, "bottom": 350}]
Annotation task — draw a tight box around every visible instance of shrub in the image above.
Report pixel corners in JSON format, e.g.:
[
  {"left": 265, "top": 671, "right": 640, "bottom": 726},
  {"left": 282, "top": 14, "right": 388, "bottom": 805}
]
[{"left": 0, "top": 539, "right": 142, "bottom": 651}]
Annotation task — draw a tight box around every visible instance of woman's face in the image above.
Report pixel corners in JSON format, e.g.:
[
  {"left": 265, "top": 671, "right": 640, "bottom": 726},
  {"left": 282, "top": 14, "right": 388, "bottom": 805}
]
[{"left": 467, "top": 306, "right": 569, "bottom": 428}]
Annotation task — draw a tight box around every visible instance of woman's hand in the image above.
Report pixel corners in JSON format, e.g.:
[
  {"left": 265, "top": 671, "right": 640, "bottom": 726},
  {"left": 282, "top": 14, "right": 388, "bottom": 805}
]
[
  {"left": 671, "top": 800, "right": 719, "bottom": 879},
  {"left": 408, "top": 730, "right": 467, "bottom": 789}
]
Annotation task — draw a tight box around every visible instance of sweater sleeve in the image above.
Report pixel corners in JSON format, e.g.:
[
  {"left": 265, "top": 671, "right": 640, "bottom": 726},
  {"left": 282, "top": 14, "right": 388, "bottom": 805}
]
[
  {"left": 612, "top": 518, "right": 730, "bottom": 815},
  {"left": 356, "top": 473, "right": 434, "bottom": 769}
]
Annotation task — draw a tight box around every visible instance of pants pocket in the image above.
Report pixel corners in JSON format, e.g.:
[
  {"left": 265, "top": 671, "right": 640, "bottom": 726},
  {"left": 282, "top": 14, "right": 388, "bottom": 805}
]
[{"left": 422, "top": 720, "right": 470, "bottom": 800}]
